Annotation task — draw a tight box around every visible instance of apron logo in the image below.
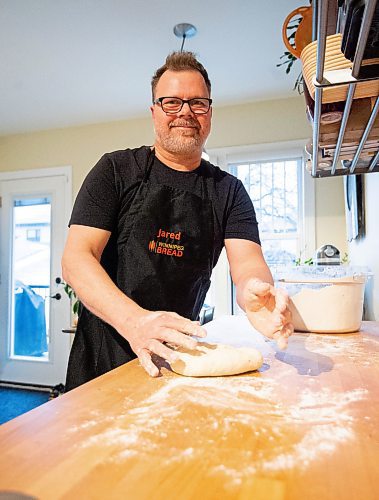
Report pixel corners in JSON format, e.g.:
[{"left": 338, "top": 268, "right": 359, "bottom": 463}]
[
  {"left": 148, "top": 228, "right": 184, "bottom": 258},
  {"left": 148, "top": 240, "right": 157, "bottom": 252}
]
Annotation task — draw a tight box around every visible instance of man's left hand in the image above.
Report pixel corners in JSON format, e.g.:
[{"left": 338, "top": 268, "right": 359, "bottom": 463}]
[{"left": 243, "top": 278, "right": 294, "bottom": 349}]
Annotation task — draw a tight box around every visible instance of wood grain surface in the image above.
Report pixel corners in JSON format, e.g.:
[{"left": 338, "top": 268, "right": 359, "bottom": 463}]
[{"left": 0, "top": 321, "right": 378, "bottom": 500}]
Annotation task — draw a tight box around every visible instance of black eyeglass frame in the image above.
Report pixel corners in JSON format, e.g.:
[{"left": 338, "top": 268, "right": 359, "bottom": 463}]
[{"left": 153, "top": 96, "right": 213, "bottom": 115}]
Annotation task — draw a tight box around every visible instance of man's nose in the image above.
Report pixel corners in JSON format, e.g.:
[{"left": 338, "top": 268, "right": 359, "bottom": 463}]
[{"left": 178, "top": 101, "right": 195, "bottom": 116}]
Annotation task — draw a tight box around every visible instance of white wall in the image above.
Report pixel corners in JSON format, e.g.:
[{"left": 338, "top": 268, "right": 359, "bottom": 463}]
[
  {"left": 314, "top": 176, "right": 348, "bottom": 257},
  {"left": 348, "top": 174, "right": 379, "bottom": 320}
]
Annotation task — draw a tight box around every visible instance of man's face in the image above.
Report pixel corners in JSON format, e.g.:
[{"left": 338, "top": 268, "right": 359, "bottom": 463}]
[{"left": 151, "top": 70, "right": 212, "bottom": 156}]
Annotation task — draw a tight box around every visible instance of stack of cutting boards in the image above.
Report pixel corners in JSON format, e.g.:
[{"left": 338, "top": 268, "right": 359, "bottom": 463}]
[{"left": 319, "top": 97, "right": 379, "bottom": 160}]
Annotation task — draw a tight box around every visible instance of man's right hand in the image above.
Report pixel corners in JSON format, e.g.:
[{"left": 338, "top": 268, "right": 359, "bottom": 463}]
[{"left": 125, "top": 311, "right": 207, "bottom": 377}]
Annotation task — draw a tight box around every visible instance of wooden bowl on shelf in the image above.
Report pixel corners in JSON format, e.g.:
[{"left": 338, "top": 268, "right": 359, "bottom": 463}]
[{"left": 301, "top": 34, "right": 379, "bottom": 103}]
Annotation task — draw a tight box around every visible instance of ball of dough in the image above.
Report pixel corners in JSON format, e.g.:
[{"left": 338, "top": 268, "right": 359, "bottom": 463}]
[{"left": 170, "top": 342, "right": 263, "bottom": 377}]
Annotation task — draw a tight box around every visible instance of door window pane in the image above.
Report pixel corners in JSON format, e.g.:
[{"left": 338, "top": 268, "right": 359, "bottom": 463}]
[{"left": 11, "top": 198, "right": 51, "bottom": 359}]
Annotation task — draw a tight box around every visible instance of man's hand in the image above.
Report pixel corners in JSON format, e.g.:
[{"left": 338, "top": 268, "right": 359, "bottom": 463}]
[
  {"left": 243, "top": 278, "right": 294, "bottom": 349},
  {"left": 125, "top": 311, "right": 206, "bottom": 377}
]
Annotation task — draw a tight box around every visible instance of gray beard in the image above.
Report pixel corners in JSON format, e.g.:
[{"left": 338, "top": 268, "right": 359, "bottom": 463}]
[{"left": 155, "top": 130, "right": 203, "bottom": 155}]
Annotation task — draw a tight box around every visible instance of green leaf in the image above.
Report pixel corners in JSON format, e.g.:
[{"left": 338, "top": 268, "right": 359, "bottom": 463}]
[
  {"left": 293, "top": 72, "right": 304, "bottom": 93},
  {"left": 286, "top": 63, "right": 293, "bottom": 74},
  {"left": 287, "top": 22, "right": 300, "bottom": 29},
  {"left": 73, "top": 300, "right": 80, "bottom": 315}
]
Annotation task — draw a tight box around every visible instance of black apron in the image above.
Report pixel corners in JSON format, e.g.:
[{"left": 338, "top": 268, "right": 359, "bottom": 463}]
[{"left": 65, "top": 149, "right": 214, "bottom": 391}]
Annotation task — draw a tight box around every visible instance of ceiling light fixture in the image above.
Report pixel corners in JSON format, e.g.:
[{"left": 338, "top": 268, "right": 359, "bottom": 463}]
[{"left": 173, "top": 23, "right": 197, "bottom": 52}]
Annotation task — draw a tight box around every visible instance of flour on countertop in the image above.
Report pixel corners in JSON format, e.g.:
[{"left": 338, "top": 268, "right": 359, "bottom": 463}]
[
  {"left": 69, "top": 375, "right": 368, "bottom": 485},
  {"left": 305, "top": 334, "right": 379, "bottom": 366}
]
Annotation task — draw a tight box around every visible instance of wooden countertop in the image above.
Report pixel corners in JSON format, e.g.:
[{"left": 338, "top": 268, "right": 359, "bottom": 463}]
[{"left": 0, "top": 319, "right": 379, "bottom": 500}]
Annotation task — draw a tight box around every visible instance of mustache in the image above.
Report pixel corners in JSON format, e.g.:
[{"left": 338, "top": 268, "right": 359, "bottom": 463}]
[{"left": 169, "top": 119, "right": 199, "bottom": 129}]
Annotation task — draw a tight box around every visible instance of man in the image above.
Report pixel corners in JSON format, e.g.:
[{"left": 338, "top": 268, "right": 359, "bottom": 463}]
[{"left": 62, "top": 51, "right": 293, "bottom": 391}]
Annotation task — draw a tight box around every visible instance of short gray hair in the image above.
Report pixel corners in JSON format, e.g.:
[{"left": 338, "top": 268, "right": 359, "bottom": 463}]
[{"left": 151, "top": 51, "right": 211, "bottom": 101}]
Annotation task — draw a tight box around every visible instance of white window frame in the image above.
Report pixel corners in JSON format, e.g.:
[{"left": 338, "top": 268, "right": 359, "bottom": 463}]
[{"left": 206, "top": 140, "right": 316, "bottom": 317}]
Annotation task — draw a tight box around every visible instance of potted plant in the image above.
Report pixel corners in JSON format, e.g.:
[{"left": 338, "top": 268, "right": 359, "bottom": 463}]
[{"left": 59, "top": 280, "right": 81, "bottom": 327}]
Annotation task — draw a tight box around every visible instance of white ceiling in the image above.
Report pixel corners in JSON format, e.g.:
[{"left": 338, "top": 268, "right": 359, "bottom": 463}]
[{"left": 0, "top": 0, "right": 303, "bottom": 136}]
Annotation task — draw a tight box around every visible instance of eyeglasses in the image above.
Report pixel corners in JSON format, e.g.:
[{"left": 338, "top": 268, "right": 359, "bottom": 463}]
[{"left": 153, "top": 97, "right": 212, "bottom": 115}]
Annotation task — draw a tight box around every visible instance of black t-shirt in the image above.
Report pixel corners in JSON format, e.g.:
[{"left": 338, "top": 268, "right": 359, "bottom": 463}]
[{"left": 69, "top": 146, "right": 260, "bottom": 277}]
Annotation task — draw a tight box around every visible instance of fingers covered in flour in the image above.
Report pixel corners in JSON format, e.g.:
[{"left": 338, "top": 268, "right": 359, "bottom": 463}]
[
  {"left": 163, "top": 312, "right": 207, "bottom": 338},
  {"left": 244, "top": 279, "right": 294, "bottom": 343},
  {"left": 137, "top": 349, "right": 160, "bottom": 377},
  {"left": 125, "top": 310, "right": 207, "bottom": 377},
  {"left": 275, "top": 336, "right": 289, "bottom": 350}
]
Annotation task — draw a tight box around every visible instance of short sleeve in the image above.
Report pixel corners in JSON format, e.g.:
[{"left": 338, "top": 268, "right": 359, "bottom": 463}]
[
  {"left": 224, "top": 180, "right": 261, "bottom": 244},
  {"left": 69, "top": 154, "right": 119, "bottom": 231}
]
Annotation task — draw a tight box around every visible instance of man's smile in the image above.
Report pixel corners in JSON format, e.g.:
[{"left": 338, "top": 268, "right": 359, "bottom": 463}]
[{"left": 169, "top": 120, "right": 199, "bottom": 130}]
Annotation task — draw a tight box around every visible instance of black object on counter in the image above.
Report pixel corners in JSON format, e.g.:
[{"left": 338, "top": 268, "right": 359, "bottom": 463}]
[{"left": 315, "top": 245, "right": 341, "bottom": 265}]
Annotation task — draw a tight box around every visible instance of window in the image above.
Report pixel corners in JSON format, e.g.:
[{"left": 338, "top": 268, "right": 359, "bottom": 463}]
[
  {"left": 229, "top": 158, "right": 302, "bottom": 266},
  {"left": 26, "top": 228, "right": 41, "bottom": 242},
  {"left": 207, "top": 141, "right": 315, "bottom": 316}
]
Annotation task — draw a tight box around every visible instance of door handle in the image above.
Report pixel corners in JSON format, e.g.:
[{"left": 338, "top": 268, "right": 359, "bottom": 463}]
[{"left": 50, "top": 293, "right": 62, "bottom": 300}]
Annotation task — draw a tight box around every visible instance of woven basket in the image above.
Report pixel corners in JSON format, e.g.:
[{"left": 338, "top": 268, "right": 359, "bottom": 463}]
[{"left": 301, "top": 34, "right": 379, "bottom": 104}]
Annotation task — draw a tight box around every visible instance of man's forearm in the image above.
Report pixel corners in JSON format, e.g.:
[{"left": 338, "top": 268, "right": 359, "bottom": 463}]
[
  {"left": 62, "top": 251, "right": 144, "bottom": 336},
  {"left": 225, "top": 239, "right": 274, "bottom": 312}
]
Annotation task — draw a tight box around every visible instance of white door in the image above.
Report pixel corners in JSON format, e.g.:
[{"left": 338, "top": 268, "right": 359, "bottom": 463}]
[{"left": 0, "top": 169, "right": 72, "bottom": 386}]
